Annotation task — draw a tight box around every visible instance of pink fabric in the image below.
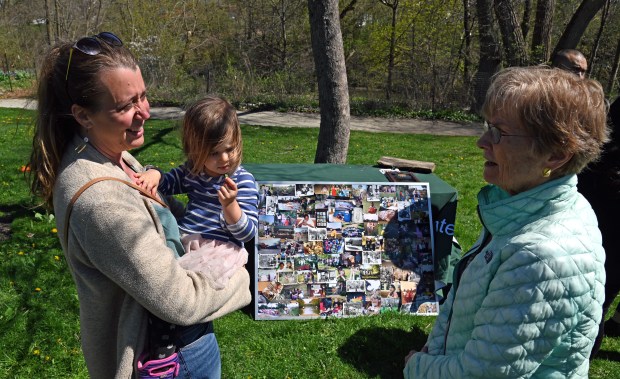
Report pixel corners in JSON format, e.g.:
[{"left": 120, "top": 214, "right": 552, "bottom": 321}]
[{"left": 178, "top": 234, "right": 248, "bottom": 290}]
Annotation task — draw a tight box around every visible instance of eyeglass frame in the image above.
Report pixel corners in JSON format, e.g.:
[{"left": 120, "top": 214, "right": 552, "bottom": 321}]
[
  {"left": 482, "top": 121, "right": 530, "bottom": 144},
  {"left": 64, "top": 32, "right": 123, "bottom": 104}
]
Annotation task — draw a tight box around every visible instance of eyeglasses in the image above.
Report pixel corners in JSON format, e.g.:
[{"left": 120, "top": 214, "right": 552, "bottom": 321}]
[
  {"left": 65, "top": 32, "right": 123, "bottom": 81},
  {"left": 483, "top": 121, "right": 529, "bottom": 144}
]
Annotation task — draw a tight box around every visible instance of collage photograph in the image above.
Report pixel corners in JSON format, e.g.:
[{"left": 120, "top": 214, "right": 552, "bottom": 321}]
[{"left": 255, "top": 181, "right": 437, "bottom": 319}]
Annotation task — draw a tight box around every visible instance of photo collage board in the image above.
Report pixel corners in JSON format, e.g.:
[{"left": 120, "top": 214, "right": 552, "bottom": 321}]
[{"left": 255, "top": 181, "right": 438, "bottom": 320}]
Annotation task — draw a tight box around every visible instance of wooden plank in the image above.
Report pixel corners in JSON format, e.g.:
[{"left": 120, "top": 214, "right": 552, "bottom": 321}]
[{"left": 377, "top": 156, "right": 436, "bottom": 173}]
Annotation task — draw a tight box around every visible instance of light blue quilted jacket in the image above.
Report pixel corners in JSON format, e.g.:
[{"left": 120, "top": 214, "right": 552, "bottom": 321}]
[{"left": 404, "top": 175, "right": 605, "bottom": 378}]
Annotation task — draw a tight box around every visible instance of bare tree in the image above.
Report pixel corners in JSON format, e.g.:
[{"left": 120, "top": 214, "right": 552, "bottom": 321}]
[
  {"left": 462, "top": 0, "right": 473, "bottom": 94},
  {"left": 495, "top": 0, "right": 528, "bottom": 66},
  {"left": 520, "top": 0, "right": 532, "bottom": 41},
  {"left": 307, "top": 0, "right": 350, "bottom": 164},
  {"left": 379, "top": 0, "right": 399, "bottom": 100},
  {"left": 607, "top": 37, "right": 620, "bottom": 94},
  {"left": 340, "top": 0, "right": 358, "bottom": 19},
  {"left": 552, "top": 0, "right": 607, "bottom": 55},
  {"left": 588, "top": 0, "right": 612, "bottom": 75},
  {"left": 472, "top": 0, "right": 502, "bottom": 113},
  {"left": 531, "top": 0, "right": 555, "bottom": 64}
]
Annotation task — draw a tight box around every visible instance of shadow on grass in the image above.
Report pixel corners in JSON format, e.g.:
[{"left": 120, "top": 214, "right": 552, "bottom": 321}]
[
  {"left": 0, "top": 203, "right": 36, "bottom": 241},
  {"left": 595, "top": 350, "right": 620, "bottom": 362},
  {"left": 338, "top": 325, "right": 427, "bottom": 379},
  {"left": 131, "top": 124, "right": 179, "bottom": 157}
]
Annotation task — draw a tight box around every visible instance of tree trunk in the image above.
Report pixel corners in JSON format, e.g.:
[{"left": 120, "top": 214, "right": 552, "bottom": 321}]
[
  {"left": 552, "top": 0, "right": 606, "bottom": 56},
  {"left": 462, "top": 0, "right": 472, "bottom": 96},
  {"left": 607, "top": 37, "right": 620, "bottom": 94},
  {"left": 278, "top": 0, "right": 288, "bottom": 70},
  {"left": 472, "top": 0, "right": 502, "bottom": 113},
  {"left": 307, "top": 0, "right": 351, "bottom": 164},
  {"left": 44, "top": 0, "right": 53, "bottom": 45},
  {"left": 520, "top": 0, "right": 531, "bottom": 42},
  {"left": 54, "top": 0, "right": 60, "bottom": 39},
  {"left": 588, "top": 0, "right": 611, "bottom": 76},
  {"left": 380, "top": 0, "right": 399, "bottom": 100},
  {"left": 531, "top": 0, "right": 555, "bottom": 64},
  {"left": 495, "top": 0, "right": 528, "bottom": 66},
  {"left": 340, "top": 0, "right": 358, "bottom": 19}
]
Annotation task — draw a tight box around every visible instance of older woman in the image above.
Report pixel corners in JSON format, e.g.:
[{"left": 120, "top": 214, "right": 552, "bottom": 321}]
[
  {"left": 404, "top": 66, "right": 608, "bottom": 378},
  {"left": 29, "top": 32, "right": 250, "bottom": 378}
]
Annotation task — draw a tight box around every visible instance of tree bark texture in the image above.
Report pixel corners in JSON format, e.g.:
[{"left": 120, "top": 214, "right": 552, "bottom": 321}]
[
  {"left": 307, "top": 0, "right": 351, "bottom": 164},
  {"left": 495, "top": 0, "right": 529, "bottom": 66},
  {"left": 520, "top": 0, "right": 531, "bottom": 42},
  {"left": 531, "top": 0, "right": 555, "bottom": 64},
  {"left": 472, "top": 0, "right": 502, "bottom": 113}
]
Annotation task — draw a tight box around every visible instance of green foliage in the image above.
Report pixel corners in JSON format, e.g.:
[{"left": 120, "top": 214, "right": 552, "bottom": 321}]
[
  {"left": 349, "top": 98, "right": 481, "bottom": 122},
  {"left": 0, "top": 70, "right": 36, "bottom": 93},
  {"left": 1, "top": 107, "right": 619, "bottom": 377}
]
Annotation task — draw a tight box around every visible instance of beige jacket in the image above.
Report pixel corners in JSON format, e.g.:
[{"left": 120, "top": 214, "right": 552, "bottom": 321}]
[{"left": 53, "top": 136, "right": 251, "bottom": 379}]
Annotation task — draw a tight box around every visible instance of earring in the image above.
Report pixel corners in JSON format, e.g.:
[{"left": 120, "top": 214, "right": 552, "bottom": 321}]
[
  {"left": 542, "top": 168, "right": 551, "bottom": 177},
  {"left": 75, "top": 133, "right": 89, "bottom": 154}
]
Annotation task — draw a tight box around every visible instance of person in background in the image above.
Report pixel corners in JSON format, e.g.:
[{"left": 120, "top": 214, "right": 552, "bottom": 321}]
[
  {"left": 29, "top": 32, "right": 250, "bottom": 379},
  {"left": 137, "top": 96, "right": 258, "bottom": 290},
  {"left": 404, "top": 66, "right": 608, "bottom": 378},
  {"left": 551, "top": 48, "right": 588, "bottom": 78},
  {"left": 581, "top": 96, "right": 620, "bottom": 357},
  {"left": 552, "top": 49, "right": 620, "bottom": 358}
]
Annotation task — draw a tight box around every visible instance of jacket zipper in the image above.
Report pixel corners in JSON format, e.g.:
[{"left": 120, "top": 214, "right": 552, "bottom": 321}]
[{"left": 442, "top": 206, "right": 492, "bottom": 355}]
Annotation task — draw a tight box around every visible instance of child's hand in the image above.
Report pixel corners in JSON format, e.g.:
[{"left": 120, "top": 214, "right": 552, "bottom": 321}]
[
  {"left": 135, "top": 169, "right": 162, "bottom": 196},
  {"left": 217, "top": 176, "right": 238, "bottom": 206}
]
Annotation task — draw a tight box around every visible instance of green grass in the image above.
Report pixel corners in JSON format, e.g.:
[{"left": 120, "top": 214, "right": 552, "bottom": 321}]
[{"left": 1, "top": 107, "right": 619, "bottom": 378}]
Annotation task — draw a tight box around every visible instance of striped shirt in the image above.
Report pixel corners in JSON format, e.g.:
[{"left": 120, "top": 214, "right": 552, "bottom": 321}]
[{"left": 158, "top": 164, "right": 258, "bottom": 247}]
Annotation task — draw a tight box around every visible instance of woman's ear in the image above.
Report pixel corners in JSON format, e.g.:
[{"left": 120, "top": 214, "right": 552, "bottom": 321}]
[
  {"left": 71, "top": 104, "right": 93, "bottom": 129},
  {"left": 546, "top": 150, "right": 574, "bottom": 171}
]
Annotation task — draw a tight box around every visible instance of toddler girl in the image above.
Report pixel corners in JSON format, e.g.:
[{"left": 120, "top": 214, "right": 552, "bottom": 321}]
[{"left": 137, "top": 96, "right": 258, "bottom": 289}]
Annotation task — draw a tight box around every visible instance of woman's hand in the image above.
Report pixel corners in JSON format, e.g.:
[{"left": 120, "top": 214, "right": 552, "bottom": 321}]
[{"left": 404, "top": 345, "right": 428, "bottom": 365}]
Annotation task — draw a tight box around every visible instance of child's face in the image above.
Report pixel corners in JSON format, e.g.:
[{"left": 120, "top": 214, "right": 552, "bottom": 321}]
[{"left": 203, "top": 140, "right": 235, "bottom": 176}]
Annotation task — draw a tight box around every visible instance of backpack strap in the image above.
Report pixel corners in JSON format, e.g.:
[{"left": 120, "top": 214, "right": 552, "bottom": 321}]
[{"left": 63, "top": 177, "right": 167, "bottom": 247}]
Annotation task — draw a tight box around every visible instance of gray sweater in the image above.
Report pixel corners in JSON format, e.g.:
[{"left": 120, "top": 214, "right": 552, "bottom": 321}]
[{"left": 53, "top": 136, "right": 251, "bottom": 378}]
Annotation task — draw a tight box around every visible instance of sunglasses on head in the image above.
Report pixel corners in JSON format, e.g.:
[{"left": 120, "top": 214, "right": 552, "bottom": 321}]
[{"left": 65, "top": 32, "right": 123, "bottom": 81}]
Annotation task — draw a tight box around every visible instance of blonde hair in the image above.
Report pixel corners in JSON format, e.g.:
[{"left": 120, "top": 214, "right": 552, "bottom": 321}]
[
  {"left": 481, "top": 66, "right": 609, "bottom": 176},
  {"left": 29, "top": 37, "right": 139, "bottom": 207},
  {"left": 182, "top": 96, "right": 242, "bottom": 176}
]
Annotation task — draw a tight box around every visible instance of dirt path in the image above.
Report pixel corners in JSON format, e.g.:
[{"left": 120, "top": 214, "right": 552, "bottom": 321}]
[{"left": 0, "top": 99, "right": 482, "bottom": 137}]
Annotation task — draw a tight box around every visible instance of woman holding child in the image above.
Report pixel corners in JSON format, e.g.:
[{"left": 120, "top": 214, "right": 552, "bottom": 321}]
[
  {"left": 404, "top": 66, "right": 608, "bottom": 378},
  {"left": 29, "top": 32, "right": 249, "bottom": 378}
]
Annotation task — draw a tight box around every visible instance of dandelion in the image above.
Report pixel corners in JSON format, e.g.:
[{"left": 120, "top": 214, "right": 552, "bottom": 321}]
[
  {"left": 51, "top": 228, "right": 57, "bottom": 233},
  {"left": 45, "top": 356, "right": 50, "bottom": 361},
  {"left": 35, "top": 287, "right": 41, "bottom": 292},
  {"left": 54, "top": 255, "right": 60, "bottom": 261},
  {"left": 33, "top": 349, "right": 40, "bottom": 355},
  {"left": 18, "top": 251, "right": 25, "bottom": 255}
]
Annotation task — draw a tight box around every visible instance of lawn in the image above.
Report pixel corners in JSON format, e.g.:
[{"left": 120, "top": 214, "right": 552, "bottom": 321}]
[{"left": 1, "top": 107, "right": 619, "bottom": 378}]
